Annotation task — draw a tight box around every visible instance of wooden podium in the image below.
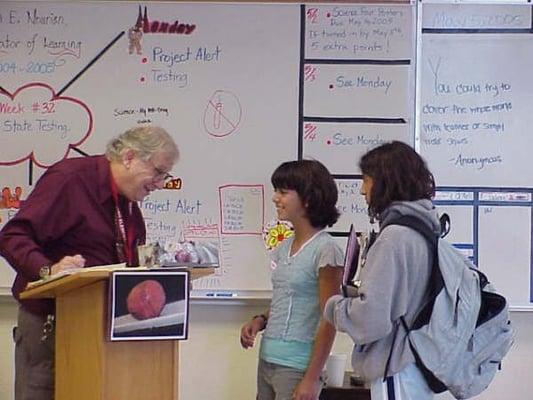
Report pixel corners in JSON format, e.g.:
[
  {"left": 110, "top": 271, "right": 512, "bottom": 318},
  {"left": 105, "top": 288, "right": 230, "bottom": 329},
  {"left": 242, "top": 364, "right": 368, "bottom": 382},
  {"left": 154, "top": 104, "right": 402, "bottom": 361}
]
[{"left": 20, "top": 267, "right": 213, "bottom": 400}]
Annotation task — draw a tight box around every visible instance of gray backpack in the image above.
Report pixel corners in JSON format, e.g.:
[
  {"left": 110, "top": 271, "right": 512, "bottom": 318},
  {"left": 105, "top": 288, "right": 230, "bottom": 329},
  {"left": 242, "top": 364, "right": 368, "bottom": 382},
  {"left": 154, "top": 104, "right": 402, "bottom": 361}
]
[{"left": 383, "top": 214, "right": 515, "bottom": 399}]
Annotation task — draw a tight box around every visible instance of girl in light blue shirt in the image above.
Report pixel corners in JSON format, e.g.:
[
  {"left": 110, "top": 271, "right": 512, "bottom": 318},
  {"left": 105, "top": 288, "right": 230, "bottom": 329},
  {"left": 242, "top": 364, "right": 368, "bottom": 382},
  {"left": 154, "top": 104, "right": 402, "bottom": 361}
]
[{"left": 240, "top": 160, "right": 344, "bottom": 400}]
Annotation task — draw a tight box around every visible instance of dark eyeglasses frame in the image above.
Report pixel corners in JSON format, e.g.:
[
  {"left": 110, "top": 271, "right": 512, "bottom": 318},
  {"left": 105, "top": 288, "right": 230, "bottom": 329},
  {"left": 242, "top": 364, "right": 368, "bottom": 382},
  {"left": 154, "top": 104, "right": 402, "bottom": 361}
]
[{"left": 145, "top": 159, "right": 173, "bottom": 182}]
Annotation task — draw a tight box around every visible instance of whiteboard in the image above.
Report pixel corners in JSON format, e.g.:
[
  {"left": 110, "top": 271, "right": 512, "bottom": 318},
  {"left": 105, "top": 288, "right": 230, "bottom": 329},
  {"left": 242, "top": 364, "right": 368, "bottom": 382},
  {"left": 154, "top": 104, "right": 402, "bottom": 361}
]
[
  {"left": 0, "top": 2, "right": 415, "bottom": 298},
  {"left": 419, "top": 34, "right": 533, "bottom": 187},
  {"left": 421, "top": 2, "right": 533, "bottom": 309},
  {"left": 302, "top": 1, "right": 415, "bottom": 239},
  {"left": 0, "top": 1, "right": 301, "bottom": 296},
  {"left": 304, "top": 3, "right": 413, "bottom": 60},
  {"left": 304, "top": 64, "right": 411, "bottom": 118},
  {"left": 5, "top": 1, "right": 532, "bottom": 309},
  {"left": 303, "top": 122, "right": 412, "bottom": 175}
]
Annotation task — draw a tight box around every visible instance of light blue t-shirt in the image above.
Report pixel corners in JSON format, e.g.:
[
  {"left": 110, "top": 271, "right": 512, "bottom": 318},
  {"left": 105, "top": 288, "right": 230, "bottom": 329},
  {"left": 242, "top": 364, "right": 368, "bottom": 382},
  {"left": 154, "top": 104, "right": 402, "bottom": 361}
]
[{"left": 260, "top": 230, "right": 343, "bottom": 370}]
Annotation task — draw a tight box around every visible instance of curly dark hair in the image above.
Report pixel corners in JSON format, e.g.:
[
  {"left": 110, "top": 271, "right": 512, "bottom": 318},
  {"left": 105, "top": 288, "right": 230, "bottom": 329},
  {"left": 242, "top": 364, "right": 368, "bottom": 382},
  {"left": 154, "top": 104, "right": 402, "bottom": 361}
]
[
  {"left": 271, "top": 159, "right": 340, "bottom": 228},
  {"left": 359, "top": 141, "right": 435, "bottom": 219}
]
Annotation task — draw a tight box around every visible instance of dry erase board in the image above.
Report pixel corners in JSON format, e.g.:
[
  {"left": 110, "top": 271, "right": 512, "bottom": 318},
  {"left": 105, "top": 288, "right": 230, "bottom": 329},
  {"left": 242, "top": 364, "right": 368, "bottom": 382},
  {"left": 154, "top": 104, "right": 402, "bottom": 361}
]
[
  {"left": 0, "top": 1, "right": 415, "bottom": 298},
  {"left": 419, "top": 2, "right": 533, "bottom": 310},
  {"left": 3, "top": 1, "right": 533, "bottom": 310}
]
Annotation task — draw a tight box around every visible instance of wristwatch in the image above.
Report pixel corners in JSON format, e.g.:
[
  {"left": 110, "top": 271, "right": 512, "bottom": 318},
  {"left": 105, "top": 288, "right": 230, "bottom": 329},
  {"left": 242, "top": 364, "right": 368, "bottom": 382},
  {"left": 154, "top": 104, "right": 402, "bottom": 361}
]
[
  {"left": 39, "top": 265, "right": 51, "bottom": 279},
  {"left": 253, "top": 314, "right": 268, "bottom": 331}
]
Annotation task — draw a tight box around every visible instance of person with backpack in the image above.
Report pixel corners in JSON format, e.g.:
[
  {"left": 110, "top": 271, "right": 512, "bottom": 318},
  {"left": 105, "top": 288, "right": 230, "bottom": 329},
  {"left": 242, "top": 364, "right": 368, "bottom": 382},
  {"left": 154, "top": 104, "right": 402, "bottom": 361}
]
[{"left": 324, "top": 141, "right": 440, "bottom": 400}]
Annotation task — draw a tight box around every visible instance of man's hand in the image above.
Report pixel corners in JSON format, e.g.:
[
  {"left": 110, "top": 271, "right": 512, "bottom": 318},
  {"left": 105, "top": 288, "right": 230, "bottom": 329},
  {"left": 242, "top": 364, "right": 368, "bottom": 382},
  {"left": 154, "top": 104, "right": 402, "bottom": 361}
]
[{"left": 50, "top": 254, "right": 86, "bottom": 275}]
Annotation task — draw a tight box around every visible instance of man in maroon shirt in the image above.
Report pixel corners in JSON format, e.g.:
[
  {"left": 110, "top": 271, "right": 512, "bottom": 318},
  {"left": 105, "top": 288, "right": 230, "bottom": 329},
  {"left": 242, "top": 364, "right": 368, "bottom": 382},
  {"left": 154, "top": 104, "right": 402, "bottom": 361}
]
[{"left": 0, "top": 125, "right": 179, "bottom": 400}]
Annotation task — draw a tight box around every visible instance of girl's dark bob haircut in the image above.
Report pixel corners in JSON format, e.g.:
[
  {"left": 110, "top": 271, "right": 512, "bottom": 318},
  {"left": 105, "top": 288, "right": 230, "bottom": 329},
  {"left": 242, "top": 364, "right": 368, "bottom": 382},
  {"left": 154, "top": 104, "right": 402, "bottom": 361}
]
[{"left": 271, "top": 159, "right": 340, "bottom": 229}]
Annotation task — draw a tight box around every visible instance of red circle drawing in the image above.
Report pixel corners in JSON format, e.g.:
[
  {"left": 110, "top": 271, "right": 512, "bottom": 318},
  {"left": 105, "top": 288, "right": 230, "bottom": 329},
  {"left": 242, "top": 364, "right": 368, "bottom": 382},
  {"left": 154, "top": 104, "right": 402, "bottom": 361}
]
[{"left": 203, "top": 90, "right": 242, "bottom": 138}]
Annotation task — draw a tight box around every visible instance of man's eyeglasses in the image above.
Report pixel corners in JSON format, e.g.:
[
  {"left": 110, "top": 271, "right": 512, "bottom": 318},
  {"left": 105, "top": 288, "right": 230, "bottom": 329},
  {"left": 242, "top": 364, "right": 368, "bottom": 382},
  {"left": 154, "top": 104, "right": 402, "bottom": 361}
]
[
  {"left": 145, "top": 159, "right": 173, "bottom": 182},
  {"left": 153, "top": 166, "right": 173, "bottom": 182}
]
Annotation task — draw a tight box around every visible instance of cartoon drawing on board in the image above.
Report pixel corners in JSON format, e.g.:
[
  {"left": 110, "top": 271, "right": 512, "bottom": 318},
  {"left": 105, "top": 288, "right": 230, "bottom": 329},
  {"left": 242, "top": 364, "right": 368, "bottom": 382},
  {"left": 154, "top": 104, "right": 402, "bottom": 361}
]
[{"left": 128, "top": 6, "right": 144, "bottom": 55}]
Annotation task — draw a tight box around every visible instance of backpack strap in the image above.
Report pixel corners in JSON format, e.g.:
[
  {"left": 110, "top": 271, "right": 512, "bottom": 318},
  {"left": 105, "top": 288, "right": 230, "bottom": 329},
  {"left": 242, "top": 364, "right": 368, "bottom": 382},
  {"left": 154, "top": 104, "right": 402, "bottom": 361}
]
[
  {"left": 381, "top": 214, "right": 444, "bottom": 381},
  {"left": 382, "top": 214, "right": 444, "bottom": 311},
  {"left": 439, "top": 213, "right": 451, "bottom": 238},
  {"left": 383, "top": 215, "right": 438, "bottom": 246},
  {"left": 383, "top": 320, "right": 400, "bottom": 382}
]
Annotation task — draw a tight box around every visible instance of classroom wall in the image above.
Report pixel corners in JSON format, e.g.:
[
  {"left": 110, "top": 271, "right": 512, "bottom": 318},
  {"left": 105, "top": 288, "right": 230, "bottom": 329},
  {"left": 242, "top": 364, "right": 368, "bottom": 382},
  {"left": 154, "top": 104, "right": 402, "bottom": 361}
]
[
  {"left": 0, "top": 297, "right": 532, "bottom": 400},
  {"left": 0, "top": 0, "right": 416, "bottom": 296},
  {"left": 1, "top": 1, "right": 533, "bottom": 399}
]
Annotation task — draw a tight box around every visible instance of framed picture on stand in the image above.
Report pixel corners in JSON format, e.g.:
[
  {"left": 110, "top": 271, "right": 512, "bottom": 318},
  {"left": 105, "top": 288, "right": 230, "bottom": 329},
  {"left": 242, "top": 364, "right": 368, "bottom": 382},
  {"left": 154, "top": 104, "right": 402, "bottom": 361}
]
[{"left": 109, "top": 269, "right": 189, "bottom": 341}]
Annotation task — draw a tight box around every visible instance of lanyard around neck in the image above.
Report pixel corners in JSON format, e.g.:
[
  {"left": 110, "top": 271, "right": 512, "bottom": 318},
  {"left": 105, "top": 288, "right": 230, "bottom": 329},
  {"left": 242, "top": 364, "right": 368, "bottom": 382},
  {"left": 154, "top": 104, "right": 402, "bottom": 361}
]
[{"left": 110, "top": 176, "right": 135, "bottom": 265}]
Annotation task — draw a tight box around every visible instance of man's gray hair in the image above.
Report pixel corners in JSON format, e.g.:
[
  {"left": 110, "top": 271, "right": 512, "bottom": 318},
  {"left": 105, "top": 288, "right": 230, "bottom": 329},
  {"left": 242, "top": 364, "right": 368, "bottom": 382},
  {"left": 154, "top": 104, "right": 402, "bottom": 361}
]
[{"left": 106, "top": 126, "right": 179, "bottom": 162}]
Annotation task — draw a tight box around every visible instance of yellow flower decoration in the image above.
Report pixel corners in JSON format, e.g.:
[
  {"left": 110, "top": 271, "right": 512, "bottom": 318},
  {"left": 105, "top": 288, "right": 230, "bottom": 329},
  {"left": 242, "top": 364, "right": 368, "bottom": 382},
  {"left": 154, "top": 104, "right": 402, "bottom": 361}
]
[{"left": 263, "top": 220, "right": 294, "bottom": 250}]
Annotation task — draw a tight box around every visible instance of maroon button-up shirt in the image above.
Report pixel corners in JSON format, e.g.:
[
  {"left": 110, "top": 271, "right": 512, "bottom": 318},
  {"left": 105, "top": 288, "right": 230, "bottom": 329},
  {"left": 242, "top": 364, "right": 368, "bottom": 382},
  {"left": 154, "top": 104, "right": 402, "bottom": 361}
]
[{"left": 0, "top": 155, "right": 146, "bottom": 316}]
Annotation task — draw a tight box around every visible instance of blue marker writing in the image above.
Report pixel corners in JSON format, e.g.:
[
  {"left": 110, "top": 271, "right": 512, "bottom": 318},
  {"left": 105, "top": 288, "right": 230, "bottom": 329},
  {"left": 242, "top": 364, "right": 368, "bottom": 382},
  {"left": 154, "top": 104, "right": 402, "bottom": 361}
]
[{"left": 205, "top": 292, "right": 237, "bottom": 298}]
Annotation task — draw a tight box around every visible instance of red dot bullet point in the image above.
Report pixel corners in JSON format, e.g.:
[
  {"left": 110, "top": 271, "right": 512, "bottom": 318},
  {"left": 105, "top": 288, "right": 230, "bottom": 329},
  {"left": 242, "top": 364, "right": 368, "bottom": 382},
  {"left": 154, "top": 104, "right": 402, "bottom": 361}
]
[
  {"left": 142, "top": 57, "right": 148, "bottom": 63},
  {"left": 329, "top": 84, "right": 334, "bottom": 89},
  {"left": 326, "top": 13, "right": 331, "bottom": 18},
  {"left": 140, "top": 77, "right": 145, "bottom": 82},
  {"left": 327, "top": 140, "right": 331, "bottom": 145}
]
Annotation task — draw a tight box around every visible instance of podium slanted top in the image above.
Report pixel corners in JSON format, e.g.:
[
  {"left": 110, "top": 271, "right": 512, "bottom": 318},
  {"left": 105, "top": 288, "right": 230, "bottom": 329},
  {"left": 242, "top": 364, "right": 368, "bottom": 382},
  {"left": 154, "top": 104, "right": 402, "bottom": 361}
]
[{"left": 20, "top": 264, "right": 214, "bottom": 299}]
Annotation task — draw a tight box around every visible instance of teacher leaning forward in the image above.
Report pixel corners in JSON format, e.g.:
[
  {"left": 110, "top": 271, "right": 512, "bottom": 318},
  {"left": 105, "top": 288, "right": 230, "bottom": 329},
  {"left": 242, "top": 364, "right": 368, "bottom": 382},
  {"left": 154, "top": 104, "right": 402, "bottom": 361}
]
[{"left": 0, "top": 125, "right": 179, "bottom": 400}]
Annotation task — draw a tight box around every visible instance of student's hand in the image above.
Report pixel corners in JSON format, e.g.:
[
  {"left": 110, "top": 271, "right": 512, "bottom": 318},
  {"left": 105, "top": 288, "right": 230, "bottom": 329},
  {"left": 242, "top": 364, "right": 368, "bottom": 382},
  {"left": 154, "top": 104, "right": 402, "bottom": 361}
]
[
  {"left": 239, "top": 317, "right": 264, "bottom": 349},
  {"left": 292, "top": 376, "right": 321, "bottom": 400},
  {"left": 50, "top": 254, "right": 86, "bottom": 275}
]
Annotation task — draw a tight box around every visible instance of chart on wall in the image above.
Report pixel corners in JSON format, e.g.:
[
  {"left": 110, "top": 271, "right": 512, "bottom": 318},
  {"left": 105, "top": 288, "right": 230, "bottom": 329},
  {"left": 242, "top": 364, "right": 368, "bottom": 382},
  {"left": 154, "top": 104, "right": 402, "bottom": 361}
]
[
  {"left": 0, "top": 1, "right": 302, "bottom": 295},
  {"left": 420, "top": 3, "right": 533, "bottom": 309},
  {"left": 299, "top": 3, "right": 416, "bottom": 233},
  {"left": 0, "top": 1, "right": 416, "bottom": 296}
]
